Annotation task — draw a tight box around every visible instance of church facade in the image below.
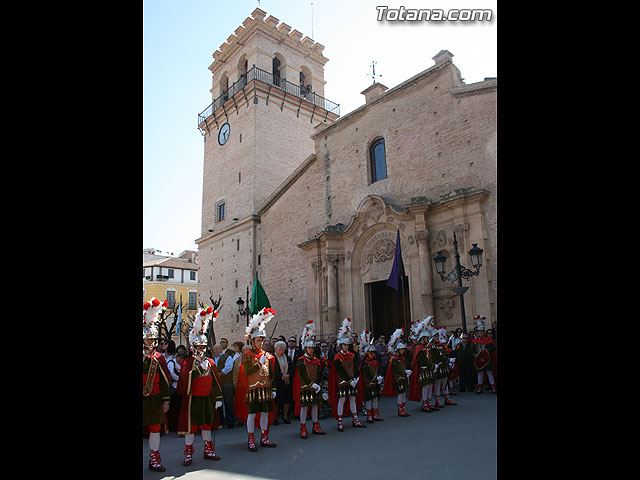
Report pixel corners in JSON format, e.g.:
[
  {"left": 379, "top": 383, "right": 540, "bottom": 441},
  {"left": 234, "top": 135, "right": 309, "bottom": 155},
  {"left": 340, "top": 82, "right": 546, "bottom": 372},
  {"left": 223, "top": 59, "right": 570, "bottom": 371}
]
[{"left": 195, "top": 8, "right": 496, "bottom": 343}]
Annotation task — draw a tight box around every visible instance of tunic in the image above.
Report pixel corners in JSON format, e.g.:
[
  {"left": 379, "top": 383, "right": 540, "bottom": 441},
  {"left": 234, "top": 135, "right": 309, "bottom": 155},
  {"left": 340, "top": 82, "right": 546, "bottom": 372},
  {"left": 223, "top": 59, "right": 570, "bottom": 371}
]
[
  {"left": 328, "top": 350, "right": 362, "bottom": 418},
  {"left": 292, "top": 354, "right": 323, "bottom": 415},
  {"left": 176, "top": 356, "right": 223, "bottom": 434},
  {"left": 142, "top": 352, "right": 171, "bottom": 426},
  {"left": 382, "top": 354, "right": 408, "bottom": 397},
  {"left": 233, "top": 348, "right": 276, "bottom": 426},
  {"left": 357, "top": 352, "right": 382, "bottom": 403}
]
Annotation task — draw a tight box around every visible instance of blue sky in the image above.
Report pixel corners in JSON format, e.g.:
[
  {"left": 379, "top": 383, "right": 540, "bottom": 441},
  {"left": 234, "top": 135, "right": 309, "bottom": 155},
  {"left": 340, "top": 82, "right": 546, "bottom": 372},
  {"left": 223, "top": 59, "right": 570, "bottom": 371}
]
[{"left": 143, "top": 0, "right": 497, "bottom": 256}]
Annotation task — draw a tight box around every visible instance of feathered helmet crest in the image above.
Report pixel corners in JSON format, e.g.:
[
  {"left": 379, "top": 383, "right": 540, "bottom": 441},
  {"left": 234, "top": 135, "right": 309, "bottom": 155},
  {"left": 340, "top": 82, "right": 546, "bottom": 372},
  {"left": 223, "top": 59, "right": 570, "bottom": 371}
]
[
  {"left": 359, "top": 329, "right": 373, "bottom": 353},
  {"left": 336, "top": 317, "right": 352, "bottom": 345},
  {"left": 474, "top": 314, "right": 487, "bottom": 331},
  {"left": 189, "top": 305, "right": 217, "bottom": 347},
  {"left": 142, "top": 297, "right": 168, "bottom": 339},
  {"left": 411, "top": 315, "right": 435, "bottom": 342},
  {"left": 387, "top": 327, "right": 407, "bottom": 353},
  {"left": 246, "top": 307, "right": 276, "bottom": 341},
  {"left": 437, "top": 326, "right": 448, "bottom": 343},
  {"left": 301, "top": 319, "right": 316, "bottom": 348}
]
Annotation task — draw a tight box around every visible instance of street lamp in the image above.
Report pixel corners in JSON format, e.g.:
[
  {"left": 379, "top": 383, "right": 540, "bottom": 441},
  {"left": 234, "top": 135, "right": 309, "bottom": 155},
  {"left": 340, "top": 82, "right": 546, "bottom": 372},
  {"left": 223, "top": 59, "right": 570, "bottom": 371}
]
[
  {"left": 236, "top": 285, "right": 251, "bottom": 341},
  {"left": 433, "top": 232, "right": 484, "bottom": 333}
]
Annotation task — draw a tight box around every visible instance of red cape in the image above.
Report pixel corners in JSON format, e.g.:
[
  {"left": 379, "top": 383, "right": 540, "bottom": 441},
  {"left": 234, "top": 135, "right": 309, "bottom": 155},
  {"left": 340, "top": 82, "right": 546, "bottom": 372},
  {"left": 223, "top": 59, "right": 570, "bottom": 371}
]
[
  {"left": 232, "top": 349, "right": 276, "bottom": 427},
  {"left": 328, "top": 351, "right": 361, "bottom": 418},
  {"left": 356, "top": 353, "right": 379, "bottom": 404},
  {"left": 176, "top": 356, "right": 223, "bottom": 433},
  {"left": 292, "top": 354, "right": 323, "bottom": 415},
  {"left": 408, "top": 344, "right": 426, "bottom": 402}
]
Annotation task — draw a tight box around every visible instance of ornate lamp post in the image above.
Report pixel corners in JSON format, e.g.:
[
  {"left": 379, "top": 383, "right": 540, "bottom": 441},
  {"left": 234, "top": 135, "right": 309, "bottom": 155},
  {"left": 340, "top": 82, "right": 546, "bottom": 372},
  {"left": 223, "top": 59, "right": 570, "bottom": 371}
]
[
  {"left": 432, "top": 232, "right": 484, "bottom": 333},
  {"left": 236, "top": 286, "right": 251, "bottom": 342}
]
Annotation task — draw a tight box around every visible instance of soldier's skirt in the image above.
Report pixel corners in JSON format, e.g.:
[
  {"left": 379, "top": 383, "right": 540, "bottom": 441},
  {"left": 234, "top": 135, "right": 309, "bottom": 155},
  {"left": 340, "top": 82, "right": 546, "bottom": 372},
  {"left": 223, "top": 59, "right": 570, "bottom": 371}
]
[
  {"left": 299, "top": 388, "right": 323, "bottom": 407},
  {"left": 337, "top": 382, "right": 359, "bottom": 398},
  {"left": 362, "top": 384, "right": 382, "bottom": 401},
  {"left": 246, "top": 386, "right": 275, "bottom": 414},
  {"left": 143, "top": 393, "right": 165, "bottom": 426},
  {"left": 190, "top": 394, "right": 216, "bottom": 426}
]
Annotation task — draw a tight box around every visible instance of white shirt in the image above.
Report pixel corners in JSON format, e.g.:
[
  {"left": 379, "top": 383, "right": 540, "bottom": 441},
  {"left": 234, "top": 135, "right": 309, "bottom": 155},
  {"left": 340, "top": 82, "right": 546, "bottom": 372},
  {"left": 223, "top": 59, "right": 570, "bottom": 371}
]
[
  {"left": 213, "top": 354, "right": 234, "bottom": 375},
  {"left": 167, "top": 357, "right": 182, "bottom": 389}
]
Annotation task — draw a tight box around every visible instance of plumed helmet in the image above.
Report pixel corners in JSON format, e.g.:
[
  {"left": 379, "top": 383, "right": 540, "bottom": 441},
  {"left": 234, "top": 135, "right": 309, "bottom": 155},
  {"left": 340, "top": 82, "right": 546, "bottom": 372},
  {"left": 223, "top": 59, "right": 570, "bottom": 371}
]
[
  {"left": 474, "top": 314, "right": 486, "bottom": 331},
  {"left": 246, "top": 307, "right": 276, "bottom": 341},
  {"left": 437, "top": 326, "right": 448, "bottom": 343},
  {"left": 190, "top": 305, "right": 217, "bottom": 347},
  {"left": 411, "top": 315, "right": 435, "bottom": 342},
  {"left": 359, "top": 329, "right": 373, "bottom": 353},
  {"left": 142, "top": 297, "right": 168, "bottom": 340},
  {"left": 336, "top": 317, "right": 352, "bottom": 345},
  {"left": 301, "top": 319, "right": 316, "bottom": 348},
  {"left": 387, "top": 328, "right": 407, "bottom": 353}
]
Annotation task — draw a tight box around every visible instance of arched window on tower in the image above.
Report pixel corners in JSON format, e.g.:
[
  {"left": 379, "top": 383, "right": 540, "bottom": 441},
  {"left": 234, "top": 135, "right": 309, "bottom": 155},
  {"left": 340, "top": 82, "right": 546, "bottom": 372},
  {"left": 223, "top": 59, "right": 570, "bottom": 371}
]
[
  {"left": 369, "top": 138, "right": 387, "bottom": 183},
  {"left": 272, "top": 56, "right": 281, "bottom": 87}
]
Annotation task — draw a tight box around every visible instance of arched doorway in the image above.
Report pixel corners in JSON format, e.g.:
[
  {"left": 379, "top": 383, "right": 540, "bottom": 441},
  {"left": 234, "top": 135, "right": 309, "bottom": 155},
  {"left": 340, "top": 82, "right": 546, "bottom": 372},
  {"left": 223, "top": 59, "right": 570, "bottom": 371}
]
[{"left": 365, "top": 277, "right": 410, "bottom": 340}]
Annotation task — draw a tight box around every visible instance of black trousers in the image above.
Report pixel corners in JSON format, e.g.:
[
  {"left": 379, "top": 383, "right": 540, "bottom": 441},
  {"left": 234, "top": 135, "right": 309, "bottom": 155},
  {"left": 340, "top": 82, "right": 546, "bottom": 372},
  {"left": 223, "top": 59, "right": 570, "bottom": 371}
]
[{"left": 457, "top": 361, "right": 475, "bottom": 392}]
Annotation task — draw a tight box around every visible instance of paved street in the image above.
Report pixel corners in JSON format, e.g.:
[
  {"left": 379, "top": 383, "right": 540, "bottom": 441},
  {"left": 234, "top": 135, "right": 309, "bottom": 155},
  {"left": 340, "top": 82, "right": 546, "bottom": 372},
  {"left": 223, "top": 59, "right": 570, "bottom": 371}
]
[{"left": 143, "top": 390, "right": 496, "bottom": 479}]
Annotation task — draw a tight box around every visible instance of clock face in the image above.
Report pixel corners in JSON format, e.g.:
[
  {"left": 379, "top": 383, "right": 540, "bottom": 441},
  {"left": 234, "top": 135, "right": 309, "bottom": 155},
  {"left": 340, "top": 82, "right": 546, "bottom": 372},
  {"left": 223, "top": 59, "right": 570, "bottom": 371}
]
[{"left": 218, "top": 123, "right": 230, "bottom": 145}]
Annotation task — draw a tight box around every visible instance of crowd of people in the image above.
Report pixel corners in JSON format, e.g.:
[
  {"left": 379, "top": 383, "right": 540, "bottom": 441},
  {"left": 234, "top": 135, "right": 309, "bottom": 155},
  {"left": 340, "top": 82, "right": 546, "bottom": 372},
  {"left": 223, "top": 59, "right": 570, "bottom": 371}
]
[{"left": 142, "top": 297, "right": 497, "bottom": 472}]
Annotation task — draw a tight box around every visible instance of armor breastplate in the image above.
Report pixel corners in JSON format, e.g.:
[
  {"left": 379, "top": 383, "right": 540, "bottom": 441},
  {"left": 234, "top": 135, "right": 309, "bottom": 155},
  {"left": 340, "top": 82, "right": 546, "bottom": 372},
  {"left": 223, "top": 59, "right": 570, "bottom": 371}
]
[
  {"left": 302, "top": 362, "right": 319, "bottom": 388},
  {"left": 247, "top": 359, "right": 271, "bottom": 390},
  {"left": 364, "top": 361, "right": 378, "bottom": 386},
  {"left": 338, "top": 357, "right": 355, "bottom": 383}
]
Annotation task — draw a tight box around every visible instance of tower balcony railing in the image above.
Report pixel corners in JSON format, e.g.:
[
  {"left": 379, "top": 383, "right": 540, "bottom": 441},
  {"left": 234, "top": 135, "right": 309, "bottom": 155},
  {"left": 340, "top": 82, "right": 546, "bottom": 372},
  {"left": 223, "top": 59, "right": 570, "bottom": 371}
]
[{"left": 198, "top": 66, "right": 340, "bottom": 127}]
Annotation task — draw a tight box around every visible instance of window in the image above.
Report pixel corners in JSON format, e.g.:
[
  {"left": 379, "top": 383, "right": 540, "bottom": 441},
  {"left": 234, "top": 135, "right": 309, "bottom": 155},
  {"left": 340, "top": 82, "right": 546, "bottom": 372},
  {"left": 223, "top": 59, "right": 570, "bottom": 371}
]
[
  {"left": 188, "top": 292, "right": 197, "bottom": 310},
  {"left": 370, "top": 138, "right": 387, "bottom": 183},
  {"left": 273, "top": 57, "right": 281, "bottom": 86},
  {"left": 166, "top": 290, "right": 176, "bottom": 309},
  {"left": 189, "top": 271, "right": 196, "bottom": 281},
  {"left": 216, "top": 201, "right": 226, "bottom": 222},
  {"left": 167, "top": 268, "right": 174, "bottom": 278}
]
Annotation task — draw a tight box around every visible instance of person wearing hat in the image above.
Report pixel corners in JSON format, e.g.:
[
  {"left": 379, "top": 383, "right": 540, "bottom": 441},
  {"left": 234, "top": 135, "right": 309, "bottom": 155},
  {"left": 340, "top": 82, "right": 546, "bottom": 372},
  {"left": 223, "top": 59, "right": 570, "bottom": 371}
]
[
  {"left": 408, "top": 317, "right": 437, "bottom": 412},
  {"left": 435, "top": 326, "right": 457, "bottom": 406},
  {"left": 382, "top": 328, "right": 412, "bottom": 417},
  {"left": 176, "top": 306, "right": 224, "bottom": 466},
  {"left": 426, "top": 326, "right": 451, "bottom": 409},
  {"left": 233, "top": 308, "right": 278, "bottom": 451},
  {"left": 142, "top": 298, "right": 172, "bottom": 472},
  {"left": 328, "top": 318, "right": 367, "bottom": 431},
  {"left": 292, "top": 319, "right": 327, "bottom": 438},
  {"left": 356, "top": 329, "right": 384, "bottom": 423},
  {"left": 472, "top": 315, "right": 497, "bottom": 393}
]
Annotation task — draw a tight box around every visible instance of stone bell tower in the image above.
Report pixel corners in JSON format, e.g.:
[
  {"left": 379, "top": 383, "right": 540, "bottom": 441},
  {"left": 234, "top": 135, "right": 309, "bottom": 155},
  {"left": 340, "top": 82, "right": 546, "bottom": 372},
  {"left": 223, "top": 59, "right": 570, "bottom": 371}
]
[{"left": 195, "top": 8, "right": 340, "bottom": 340}]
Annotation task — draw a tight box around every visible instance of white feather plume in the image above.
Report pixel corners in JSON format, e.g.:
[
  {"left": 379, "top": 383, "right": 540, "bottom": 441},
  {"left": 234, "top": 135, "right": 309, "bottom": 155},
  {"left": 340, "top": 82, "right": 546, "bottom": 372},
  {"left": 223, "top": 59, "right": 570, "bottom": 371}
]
[
  {"left": 337, "top": 317, "right": 352, "bottom": 338},
  {"left": 387, "top": 328, "right": 404, "bottom": 352}
]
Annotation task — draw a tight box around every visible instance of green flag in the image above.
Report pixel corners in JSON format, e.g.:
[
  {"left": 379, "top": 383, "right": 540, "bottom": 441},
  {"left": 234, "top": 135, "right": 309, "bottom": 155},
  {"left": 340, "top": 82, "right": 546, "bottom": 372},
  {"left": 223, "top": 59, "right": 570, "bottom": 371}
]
[{"left": 250, "top": 272, "right": 271, "bottom": 315}]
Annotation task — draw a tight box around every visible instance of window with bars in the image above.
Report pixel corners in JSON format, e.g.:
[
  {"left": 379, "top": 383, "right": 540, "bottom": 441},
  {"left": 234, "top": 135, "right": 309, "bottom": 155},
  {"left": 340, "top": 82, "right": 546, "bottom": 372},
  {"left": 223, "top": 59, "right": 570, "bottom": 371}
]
[
  {"left": 188, "top": 292, "right": 197, "bottom": 310},
  {"left": 216, "top": 200, "right": 226, "bottom": 222}
]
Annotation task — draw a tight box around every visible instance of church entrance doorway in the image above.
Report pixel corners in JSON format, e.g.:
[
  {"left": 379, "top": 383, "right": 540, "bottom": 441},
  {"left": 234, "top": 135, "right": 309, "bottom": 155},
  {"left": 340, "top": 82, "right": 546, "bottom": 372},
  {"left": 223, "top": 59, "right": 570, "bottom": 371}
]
[{"left": 365, "top": 276, "right": 410, "bottom": 340}]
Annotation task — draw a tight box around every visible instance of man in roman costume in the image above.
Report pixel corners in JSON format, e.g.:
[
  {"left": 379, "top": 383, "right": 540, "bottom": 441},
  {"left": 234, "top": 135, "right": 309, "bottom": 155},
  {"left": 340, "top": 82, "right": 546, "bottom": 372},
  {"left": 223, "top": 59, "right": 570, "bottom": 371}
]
[
  {"left": 142, "top": 298, "right": 171, "bottom": 472},
  {"left": 233, "top": 307, "right": 278, "bottom": 451},
  {"left": 408, "top": 316, "right": 437, "bottom": 412},
  {"left": 328, "top": 318, "right": 366, "bottom": 431},
  {"left": 177, "top": 305, "right": 224, "bottom": 466},
  {"left": 292, "top": 319, "right": 327, "bottom": 438},
  {"left": 382, "top": 328, "right": 412, "bottom": 417},
  {"left": 472, "top": 315, "right": 497, "bottom": 393},
  {"left": 356, "top": 329, "right": 384, "bottom": 423}
]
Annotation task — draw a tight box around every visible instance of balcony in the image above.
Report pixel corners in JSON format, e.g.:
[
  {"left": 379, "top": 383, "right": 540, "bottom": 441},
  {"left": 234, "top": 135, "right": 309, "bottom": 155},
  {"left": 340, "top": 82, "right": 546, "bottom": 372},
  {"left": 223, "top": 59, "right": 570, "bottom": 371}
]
[{"left": 198, "top": 66, "right": 340, "bottom": 131}]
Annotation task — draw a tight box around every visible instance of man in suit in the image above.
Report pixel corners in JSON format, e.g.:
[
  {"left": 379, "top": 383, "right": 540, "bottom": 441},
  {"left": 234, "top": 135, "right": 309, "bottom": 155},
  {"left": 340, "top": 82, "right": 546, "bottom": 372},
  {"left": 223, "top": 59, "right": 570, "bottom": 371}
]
[
  {"left": 286, "top": 337, "right": 302, "bottom": 365},
  {"left": 212, "top": 344, "right": 237, "bottom": 428}
]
